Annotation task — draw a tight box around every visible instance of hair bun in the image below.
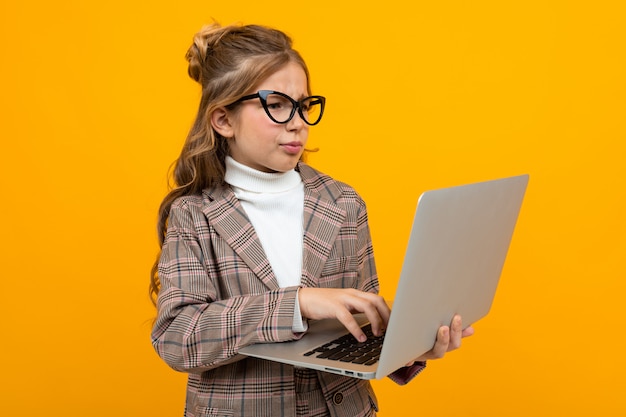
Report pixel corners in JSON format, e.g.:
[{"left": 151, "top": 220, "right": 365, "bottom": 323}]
[
  {"left": 185, "top": 23, "right": 230, "bottom": 85},
  {"left": 185, "top": 38, "right": 207, "bottom": 84}
]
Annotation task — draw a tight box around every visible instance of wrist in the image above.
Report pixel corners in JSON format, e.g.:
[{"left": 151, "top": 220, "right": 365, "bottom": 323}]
[{"left": 297, "top": 286, "right": 308, "bottom": 318}]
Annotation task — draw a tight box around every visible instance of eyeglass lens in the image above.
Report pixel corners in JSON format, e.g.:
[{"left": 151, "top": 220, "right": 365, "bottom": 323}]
[{"left": 264, "top": 93, "right": 324, "bottom": 125}]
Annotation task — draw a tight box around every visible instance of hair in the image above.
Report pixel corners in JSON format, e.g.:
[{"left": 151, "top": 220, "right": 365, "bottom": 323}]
[{"left": 149, "top": 22, "right": 312, "bottom": 304}]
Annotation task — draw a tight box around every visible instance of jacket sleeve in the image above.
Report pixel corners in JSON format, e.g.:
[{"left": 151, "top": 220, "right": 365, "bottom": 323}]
[
  {"left": 354, "top": 195, "right": 380, "bottom": 294},
  {"left": 151, "top": 200, "right": 304, "bottom": 374}
]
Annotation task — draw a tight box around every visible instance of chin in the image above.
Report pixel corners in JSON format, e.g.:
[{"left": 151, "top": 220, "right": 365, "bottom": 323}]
[{"left": 268, "top": 161, "right": 299, "bottom": 173}]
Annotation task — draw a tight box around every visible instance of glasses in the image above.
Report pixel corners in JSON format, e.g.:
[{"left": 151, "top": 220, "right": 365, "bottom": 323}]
[{"left": 231, "top": 90, "right": 326, "bottom": 126}]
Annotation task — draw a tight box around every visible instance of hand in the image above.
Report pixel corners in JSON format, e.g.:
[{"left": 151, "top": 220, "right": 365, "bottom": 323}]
[
  {"left": 298, "top": 288, "right": 390, "bottom": 342},
  {"left": 406, "top": 315, "right": 475, "bottom": 365}
]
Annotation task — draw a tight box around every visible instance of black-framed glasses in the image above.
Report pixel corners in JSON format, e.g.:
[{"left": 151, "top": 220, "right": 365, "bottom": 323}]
[{"left": 230, "top": 90, "right": 326, "bottom": 126}]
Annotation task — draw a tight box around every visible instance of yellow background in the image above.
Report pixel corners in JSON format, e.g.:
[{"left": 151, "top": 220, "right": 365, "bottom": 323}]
[{"left": 1, "top": 1, "right": 624, "bottom": 416}]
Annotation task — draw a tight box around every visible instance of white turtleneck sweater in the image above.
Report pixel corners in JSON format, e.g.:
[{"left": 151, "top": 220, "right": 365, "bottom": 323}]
[{"left": 224, "top": 156, "right": 307, "bottom": 331}]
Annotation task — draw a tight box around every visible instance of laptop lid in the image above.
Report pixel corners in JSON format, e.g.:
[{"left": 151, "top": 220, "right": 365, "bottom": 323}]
[{"left": 240, "top": 174, "right": 529, "bottom": 379}]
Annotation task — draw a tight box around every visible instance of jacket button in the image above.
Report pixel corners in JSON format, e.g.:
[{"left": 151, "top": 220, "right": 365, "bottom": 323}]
[{"left": 333, "top": 392, "right": 344, "bottom": 405}]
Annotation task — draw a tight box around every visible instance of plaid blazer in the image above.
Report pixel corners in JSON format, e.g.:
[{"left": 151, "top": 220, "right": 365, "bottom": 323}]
[{"left": 152, "top": 163, "right": 422, "bottom": 417}]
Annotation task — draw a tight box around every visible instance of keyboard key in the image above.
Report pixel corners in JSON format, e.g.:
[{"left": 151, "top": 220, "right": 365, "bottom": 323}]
[{"left": 304, "top": 324, "right": 384, "bottom": 365}]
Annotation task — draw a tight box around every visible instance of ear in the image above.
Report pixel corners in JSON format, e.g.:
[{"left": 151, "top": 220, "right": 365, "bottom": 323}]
[{"left": 210, "top": 107, "right": 235, "bottom": 138}]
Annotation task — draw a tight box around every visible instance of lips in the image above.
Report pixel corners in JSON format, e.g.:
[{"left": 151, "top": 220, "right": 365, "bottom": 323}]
[{"left": 281, "top": 142, "right": 303, "bottom": 155}]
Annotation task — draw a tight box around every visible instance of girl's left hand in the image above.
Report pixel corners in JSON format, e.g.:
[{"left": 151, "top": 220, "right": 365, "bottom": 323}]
[{"left": 406, "top": 314, "right": 474, "bottom": 365}]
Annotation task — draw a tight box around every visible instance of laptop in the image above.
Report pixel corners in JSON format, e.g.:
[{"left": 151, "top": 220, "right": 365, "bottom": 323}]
[{"left": 240, "top": 174, "right": 529, "bottom": 380}]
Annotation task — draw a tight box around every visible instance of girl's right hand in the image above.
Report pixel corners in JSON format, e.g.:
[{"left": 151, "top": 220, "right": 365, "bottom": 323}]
[{"left": 297, "top": 287, "right": 390, "bottom": 342}]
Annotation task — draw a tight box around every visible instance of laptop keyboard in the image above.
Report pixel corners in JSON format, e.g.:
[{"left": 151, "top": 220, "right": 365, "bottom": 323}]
[{"left": 303, "top": 324, "right": 384, "bottom": 366}]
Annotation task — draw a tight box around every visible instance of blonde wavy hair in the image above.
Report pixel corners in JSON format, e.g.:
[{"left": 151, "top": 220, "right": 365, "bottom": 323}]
[{"left": 150, "top": 22, "right": 311, "bottom": 304}]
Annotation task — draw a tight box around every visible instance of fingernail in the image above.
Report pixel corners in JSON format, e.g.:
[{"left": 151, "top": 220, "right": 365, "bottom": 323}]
[{"left": 359, "top": 334, "right": 367, "bottom": 342}]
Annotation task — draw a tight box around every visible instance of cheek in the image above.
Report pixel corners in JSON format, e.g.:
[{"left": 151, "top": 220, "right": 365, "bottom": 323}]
[{"left": 238, "top": 111, "right": 276, "bottom": 135}]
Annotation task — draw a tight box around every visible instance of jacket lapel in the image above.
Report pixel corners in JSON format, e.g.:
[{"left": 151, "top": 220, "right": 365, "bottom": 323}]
[
  {"left": 201, "top": 163, "right": 346, "bottom": 291},
  {"left": 202, "top": 186, "right": 280, "bottom": 291},
  {"left": 299, "top": 165, "right": 347, "bottom": 288}
]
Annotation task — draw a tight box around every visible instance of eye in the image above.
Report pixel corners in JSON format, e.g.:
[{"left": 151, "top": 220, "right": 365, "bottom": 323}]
[
  {"left": 302, "top": 97, "right": 322, "bottom": 113},
  {"left": 267, "top": 101, "right": 284, "bottom": 110},
  {"left": 265, "top": 94, "right": 291, "bottom": 110}
]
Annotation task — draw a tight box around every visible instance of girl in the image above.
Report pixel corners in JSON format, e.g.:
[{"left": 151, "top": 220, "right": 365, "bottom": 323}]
[{"left": 150, "top": 22, "right": 473, "bottom": 417}]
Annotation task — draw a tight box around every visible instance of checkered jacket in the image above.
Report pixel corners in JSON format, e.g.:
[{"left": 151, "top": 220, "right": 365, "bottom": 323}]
[{"left": 152, "top": 162, "right": 423, "bottom": 416}]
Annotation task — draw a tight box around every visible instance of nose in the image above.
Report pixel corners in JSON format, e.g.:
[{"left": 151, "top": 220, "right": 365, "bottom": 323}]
[{"left": 286, "top": 107, "right": 307, "bottom": 130}]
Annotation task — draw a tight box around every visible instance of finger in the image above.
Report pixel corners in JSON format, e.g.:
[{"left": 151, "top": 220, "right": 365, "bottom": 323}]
[
  {"left": 430, "top": 325, "right": 450, "bottom": 359},
  {"left": 347, "top": 301, "right": 383, "bottom": 338},
  {"left": 365, "top": 308, "right": 390, "bottom": 338},
  {"left": 448, "top": 315, "right": 463, "bottom": 350},
  {"left": 335, "top": 309, "right": 367, "bottom": 342},
  {"left": 462, "top": 326, "right": 475, "bottom": 338},
  {"left": 349, "top": 293, "right": 390, "bottom": 337}
]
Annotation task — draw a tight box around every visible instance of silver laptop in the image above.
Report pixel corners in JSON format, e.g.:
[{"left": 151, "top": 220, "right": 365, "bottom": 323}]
[{"left": 240, "top": 174, "right": 529, "bottom": 380}]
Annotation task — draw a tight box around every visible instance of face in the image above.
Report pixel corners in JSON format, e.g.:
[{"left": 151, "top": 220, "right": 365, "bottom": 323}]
[{"left": 217, "top": 62, "right": 310, "bottom": 173}]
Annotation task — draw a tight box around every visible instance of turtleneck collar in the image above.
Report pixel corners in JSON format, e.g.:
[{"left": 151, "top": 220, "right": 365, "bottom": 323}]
[{"left": 224, "top": 156, "right": 302, "bottom": 193}]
